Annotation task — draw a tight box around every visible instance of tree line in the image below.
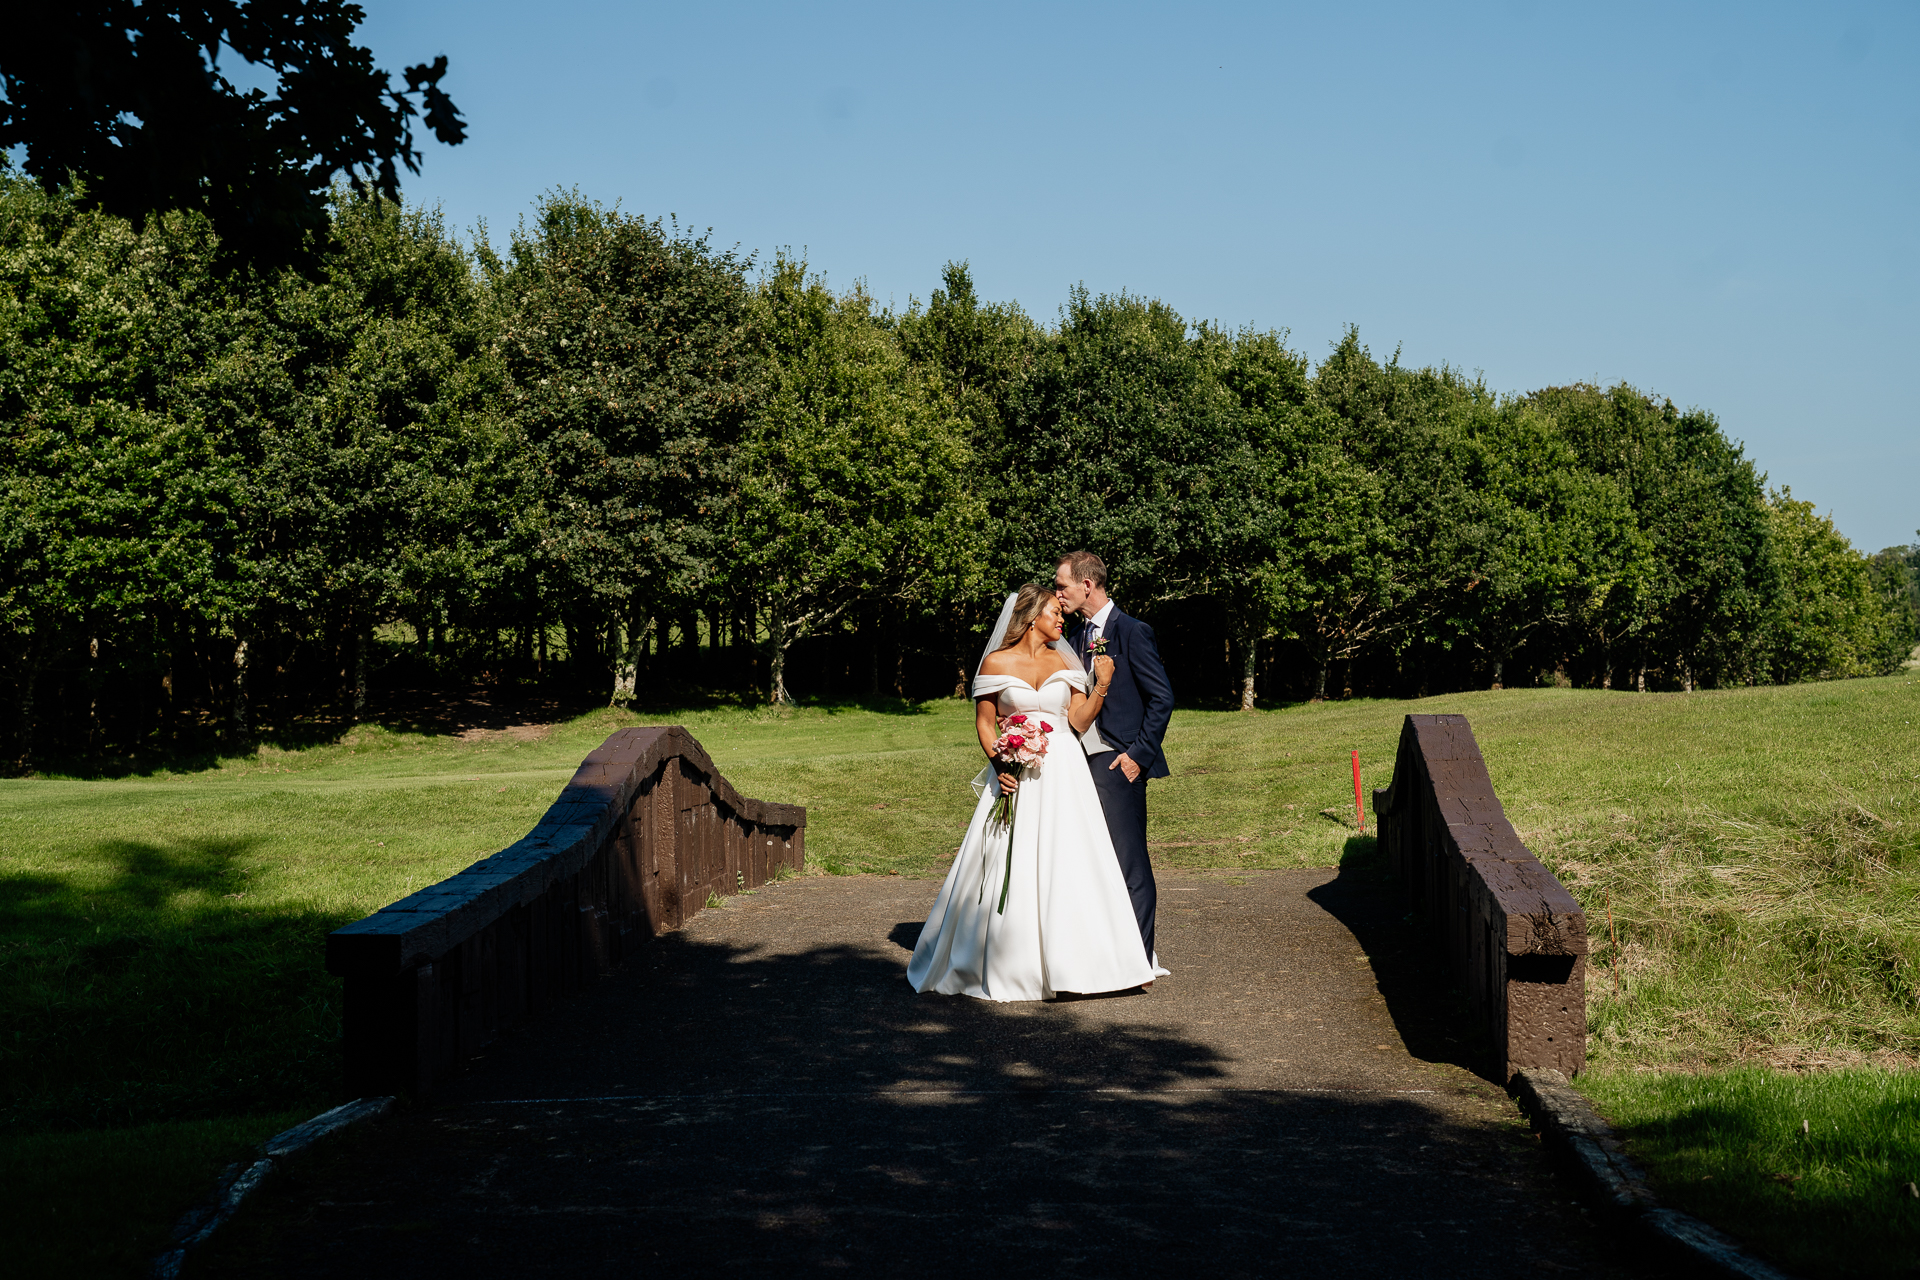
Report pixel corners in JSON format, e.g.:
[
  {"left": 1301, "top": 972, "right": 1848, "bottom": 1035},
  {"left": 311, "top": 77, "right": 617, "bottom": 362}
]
[{"left": 5, "top": 177, "right": 1915, "bottom": 771}]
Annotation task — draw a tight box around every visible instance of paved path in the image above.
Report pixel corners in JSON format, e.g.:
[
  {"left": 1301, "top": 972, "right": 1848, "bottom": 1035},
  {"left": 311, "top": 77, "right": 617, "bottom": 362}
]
[{"left": 198, "top": 869, "right": 1670, "bottom": 1278}]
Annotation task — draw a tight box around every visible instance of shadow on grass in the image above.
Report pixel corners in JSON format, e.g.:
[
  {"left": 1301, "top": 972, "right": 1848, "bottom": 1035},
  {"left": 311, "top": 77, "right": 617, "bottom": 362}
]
[
  {"left": 0, "top": 837, "right": 354, "bottom": 1132},
  {"left": 27, "top": 679, "right": 613, "bottom": 779},
  {"left": 1305, "top": 833, "right": 1491, "bottom": 1081},
  {"left": 192, "top": 924, "right": 1643, "bottom": 1279},
  {"left": 776, "top": 693, "right": 949, "bottom": 718},
  {"left": 32, "top": 674, "right": 962, "bottom": 782}
]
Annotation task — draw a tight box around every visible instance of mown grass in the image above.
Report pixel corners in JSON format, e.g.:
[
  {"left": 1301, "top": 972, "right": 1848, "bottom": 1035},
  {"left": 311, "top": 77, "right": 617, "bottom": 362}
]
[
  {"left": 1580, "top": 1068, "right": 1920, "bottom": 1279},
  {"left": 2, "top": 675, "right": 1915, "bottom": 1274}
]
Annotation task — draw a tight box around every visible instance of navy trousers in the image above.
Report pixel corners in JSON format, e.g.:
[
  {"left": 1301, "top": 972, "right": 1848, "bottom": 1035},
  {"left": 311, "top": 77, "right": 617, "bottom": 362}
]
[{"left": 1087, "top": 756, "right": 1156, "bottom": 966}]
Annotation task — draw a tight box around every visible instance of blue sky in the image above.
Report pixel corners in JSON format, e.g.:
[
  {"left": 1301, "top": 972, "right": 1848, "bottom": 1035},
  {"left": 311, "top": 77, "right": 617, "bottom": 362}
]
[{"left": 354, "top": 0, "right": 1916, "bottom": 550}]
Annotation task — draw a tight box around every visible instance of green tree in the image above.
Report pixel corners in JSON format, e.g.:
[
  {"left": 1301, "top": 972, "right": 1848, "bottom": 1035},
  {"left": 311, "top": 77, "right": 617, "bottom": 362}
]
[
  {"left": 996, "top": 288, "right": 1242, "bottom": 604},
  {"left": 1537, "top": 384, "right": 1775, "bottom": 690},
  {"left": 1763, "top": 491, "right": 1902, "bottom": 681},
  {"left": 739, "top": 258, "right": 982, "bottom": 704},
  {"left": 492, "top": 192, "right": 762, "bottom": 697},
  {"left": 240, "top": 189, "right": 508, "bottom": 723},
  {"left": 1283, "top": 441, "right": 1400, "bottom": 699},
  {"left": 1308, "top": 331, "right": 1468, "bottom": 695},
  {"left": 1196, "top": 327, "right": 1315, "bottom": 709},
  {"left": 895, "top": 261, "right": 1039, "bottom": 458},
  {"left": 894, "top": 261, "right": 1042, "bottom": 692},
  {"left": 0, "top": 176, "right": 243, "bottom": 767},
  {"left": 1438, "top": 401, "right": 1643, "bottom": 690},
  {"left": 1867, "top": 538, "right": 1919, "bottom": 671}
]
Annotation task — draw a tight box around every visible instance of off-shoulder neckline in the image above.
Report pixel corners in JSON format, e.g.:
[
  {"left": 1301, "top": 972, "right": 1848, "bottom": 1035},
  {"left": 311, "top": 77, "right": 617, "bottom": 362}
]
[{"left": 978, "top": 668, "right": 1083, "bottom": 691}]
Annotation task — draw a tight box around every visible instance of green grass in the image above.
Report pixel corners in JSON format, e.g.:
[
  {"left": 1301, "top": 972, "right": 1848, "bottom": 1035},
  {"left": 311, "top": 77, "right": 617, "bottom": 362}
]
[
  {"left": 1581, "top": 1068, "right": 1920, "bottom": 1278},
  {"left": 2, "top": 675, "right": 1916, "bottom": 1275},
  {"left": 0, "top": 1111, "right": 305, "bottom": 1277}
]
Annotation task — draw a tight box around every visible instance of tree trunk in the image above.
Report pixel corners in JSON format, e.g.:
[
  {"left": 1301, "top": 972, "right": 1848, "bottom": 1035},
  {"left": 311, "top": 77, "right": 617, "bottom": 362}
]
[
  {"left": 14, "top": 637, "right": 39, "bottom": 774},
  {"left": 88, "top": 636, "right": 101, "bottom": 752},
  {"left": 1238, "top": 631, "right": 1257, "bottom": 712},
  {"left": 353, "top": 626, "right": 368, "bottom": 721},
  {"left": 1312, "top": 661, "right": 1328, "bottom": 702},
  {"left": 231, "top": 633, "right": 252, "bottom": 749},
  {"left": 1490, "top": 658, "right": 1504, "bottom": 691},
  {"left": 1636, "top": 665, "right": 1646, "bottom": 693},
  {"left": 1680, "top": 659, "right": 1694, "bottom": 693},
  {"left": 614, "top": 610, "right": 648, "bottom": 706},
  {"left": 866, "top": 610, "right": 880, "bottom": 698},
  {"left": 161, "top": 651, "right": 174, "bottom": 748},
  {"left": 768, "top": 598, "right": 791, "bottom": 705}
]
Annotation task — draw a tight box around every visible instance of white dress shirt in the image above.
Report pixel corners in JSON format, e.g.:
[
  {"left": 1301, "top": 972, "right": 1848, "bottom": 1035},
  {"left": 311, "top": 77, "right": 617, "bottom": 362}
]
[{"left": 1079, "top": 600, "right": 1118, "bottom": 755}]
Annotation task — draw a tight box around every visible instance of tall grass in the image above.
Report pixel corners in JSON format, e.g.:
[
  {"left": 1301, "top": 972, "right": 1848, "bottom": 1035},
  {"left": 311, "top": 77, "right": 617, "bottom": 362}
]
[{"left": 1565, "top": 799, "right": 1920, "bottom": 1067}]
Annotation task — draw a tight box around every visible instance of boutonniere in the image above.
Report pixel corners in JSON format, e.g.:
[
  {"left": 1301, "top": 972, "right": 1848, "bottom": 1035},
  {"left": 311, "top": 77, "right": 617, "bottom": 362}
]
[{"left": 1090, "top": 635, "right": 1110, "bottom": 660}]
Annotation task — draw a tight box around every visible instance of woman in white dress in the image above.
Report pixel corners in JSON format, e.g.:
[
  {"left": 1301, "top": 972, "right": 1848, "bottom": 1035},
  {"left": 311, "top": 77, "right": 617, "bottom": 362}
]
[{"left": 907, "top": 585, "right": 1167, "bottom": 1001}]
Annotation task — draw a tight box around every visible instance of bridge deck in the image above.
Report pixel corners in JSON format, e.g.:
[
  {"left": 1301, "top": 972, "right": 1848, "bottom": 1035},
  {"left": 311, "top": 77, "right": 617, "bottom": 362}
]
[{"left": 197, "top": 869, "right": 1670, "bottom": 1278}]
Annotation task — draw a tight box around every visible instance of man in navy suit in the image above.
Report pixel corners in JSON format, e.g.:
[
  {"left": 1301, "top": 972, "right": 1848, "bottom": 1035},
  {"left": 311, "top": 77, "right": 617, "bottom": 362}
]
[{"left": 1053, "top": 549, "right": 1172, "bottom": 973}]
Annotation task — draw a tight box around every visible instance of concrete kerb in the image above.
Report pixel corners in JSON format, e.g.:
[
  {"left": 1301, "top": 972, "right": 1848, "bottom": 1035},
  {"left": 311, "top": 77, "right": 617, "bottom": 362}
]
[
  {"left": 1511, "top": 1069, "right": 1799, "bottom": 1280},
  {"left": 149, "top": 1096, "right": 395, "bottom": 1279}
]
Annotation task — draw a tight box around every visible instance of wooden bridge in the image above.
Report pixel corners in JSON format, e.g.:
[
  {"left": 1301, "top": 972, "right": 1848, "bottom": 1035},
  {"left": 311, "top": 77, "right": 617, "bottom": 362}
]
[{"left": 190, "top": 717, "right": 1643, "bottom": 1278}]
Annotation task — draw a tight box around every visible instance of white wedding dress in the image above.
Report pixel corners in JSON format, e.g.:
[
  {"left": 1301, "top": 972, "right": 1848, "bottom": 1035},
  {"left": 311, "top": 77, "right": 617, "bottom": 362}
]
[{"left": 907, "top": 666, "right": 1167, "bottom": 1001}]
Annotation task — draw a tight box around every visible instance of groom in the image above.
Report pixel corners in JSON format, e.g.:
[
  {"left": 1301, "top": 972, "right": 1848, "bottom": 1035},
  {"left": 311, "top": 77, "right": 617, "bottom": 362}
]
[{"left": 1054, "top": 550, "right": 1173, "bottom": 970}]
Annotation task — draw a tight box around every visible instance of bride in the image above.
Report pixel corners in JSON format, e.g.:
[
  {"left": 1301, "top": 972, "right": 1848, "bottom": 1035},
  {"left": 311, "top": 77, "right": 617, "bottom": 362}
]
[{"left": 907, "top": 585, "right": 1167, "bottom": 1001}]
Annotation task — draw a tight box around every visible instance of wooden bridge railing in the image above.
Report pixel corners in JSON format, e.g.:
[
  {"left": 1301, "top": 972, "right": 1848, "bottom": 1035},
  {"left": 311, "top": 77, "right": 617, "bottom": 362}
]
[
  {"left": 1371, "top": 714, "right": 1587, "bottom": 1080},
  {"left": 327, "top": 726, "right": 805, "bottom": 1098}
]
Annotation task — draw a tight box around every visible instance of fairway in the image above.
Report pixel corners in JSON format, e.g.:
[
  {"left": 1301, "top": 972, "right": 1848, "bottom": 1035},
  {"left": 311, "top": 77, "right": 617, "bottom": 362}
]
[{"left": 3, "top": 675, "right": 1918, "bottom": 1275}]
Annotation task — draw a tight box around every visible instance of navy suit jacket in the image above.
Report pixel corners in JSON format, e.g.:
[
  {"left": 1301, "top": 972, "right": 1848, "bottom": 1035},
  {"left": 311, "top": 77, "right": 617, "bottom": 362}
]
[{"left": 1073, "top": 606, "right": 1173, "bottom": 780}]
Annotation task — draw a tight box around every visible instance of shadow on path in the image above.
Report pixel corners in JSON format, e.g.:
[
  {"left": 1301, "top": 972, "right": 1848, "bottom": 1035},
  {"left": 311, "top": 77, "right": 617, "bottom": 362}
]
[
  {"left": 196, "top": 874, "right": 1665, "bottom": 1279},
  {"left": 1307, "top": 838, "right": 1492, "bottom": 1081}
]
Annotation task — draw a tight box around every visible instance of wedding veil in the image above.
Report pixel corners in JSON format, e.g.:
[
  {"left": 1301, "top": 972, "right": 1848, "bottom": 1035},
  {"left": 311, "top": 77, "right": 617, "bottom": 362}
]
[{"left": 972, "top": 591, "right": 1082, "bottom": 693}]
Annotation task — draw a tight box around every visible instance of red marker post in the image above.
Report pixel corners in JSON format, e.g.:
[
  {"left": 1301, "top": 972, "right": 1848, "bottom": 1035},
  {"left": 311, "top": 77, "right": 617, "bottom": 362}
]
[{"left": 1351, "top": 750, "right": 1365, "bottom": 834}]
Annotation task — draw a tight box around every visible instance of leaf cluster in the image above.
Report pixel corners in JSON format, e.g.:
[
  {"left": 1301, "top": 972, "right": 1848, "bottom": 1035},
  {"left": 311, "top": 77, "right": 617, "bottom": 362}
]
[{"left": 0, "top": 1, "right": 465, "bottom": 262}]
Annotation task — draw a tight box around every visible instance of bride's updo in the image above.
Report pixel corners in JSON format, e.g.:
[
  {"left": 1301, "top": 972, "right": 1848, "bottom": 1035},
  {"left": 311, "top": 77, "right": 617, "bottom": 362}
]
[{"left": 998, "top": 584, "right": 1055, "bottom": 649}]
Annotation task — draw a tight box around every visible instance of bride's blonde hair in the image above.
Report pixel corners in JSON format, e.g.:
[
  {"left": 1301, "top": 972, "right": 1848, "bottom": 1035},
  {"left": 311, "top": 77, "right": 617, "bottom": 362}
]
[{"left": 998, "top": 584, "right": 1056, "bottom": 649}]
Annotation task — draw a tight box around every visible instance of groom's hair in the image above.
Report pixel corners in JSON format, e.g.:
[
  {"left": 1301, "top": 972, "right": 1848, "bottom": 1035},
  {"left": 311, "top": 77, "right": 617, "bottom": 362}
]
[{"left": 1056, "top": 549, "right": 1107, "bottom": 590}]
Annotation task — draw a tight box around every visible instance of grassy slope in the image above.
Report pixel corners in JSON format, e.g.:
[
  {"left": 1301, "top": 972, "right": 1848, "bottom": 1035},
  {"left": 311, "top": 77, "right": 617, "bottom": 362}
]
[{"left": 2, "top": 675, "right": 1916, "bottom": 1274}]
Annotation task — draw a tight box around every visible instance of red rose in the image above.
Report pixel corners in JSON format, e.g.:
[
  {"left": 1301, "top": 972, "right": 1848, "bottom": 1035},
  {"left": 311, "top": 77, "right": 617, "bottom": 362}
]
[
  {"left": 1004, "top": 734, "right": 1025, "bottom": 750},
  {"left": 1039, "top": 721, "right": 1054, "bottom": 733},
  {"left": 1006, "top": 714, "right": 1028, "bottom": 725}
]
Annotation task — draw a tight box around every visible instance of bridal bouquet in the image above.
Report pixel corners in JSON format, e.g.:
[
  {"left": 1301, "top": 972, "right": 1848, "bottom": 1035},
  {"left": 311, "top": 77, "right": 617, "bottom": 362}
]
[{"left": 983, "top": 713, "right": 1051, "bottom": 913}]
